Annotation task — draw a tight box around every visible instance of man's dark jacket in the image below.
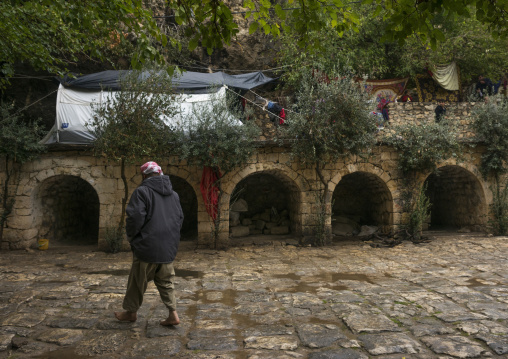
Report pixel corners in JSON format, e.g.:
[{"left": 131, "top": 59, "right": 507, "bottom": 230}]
[{"left": 126, "top": 175, "right": 184, "bottom": 263}]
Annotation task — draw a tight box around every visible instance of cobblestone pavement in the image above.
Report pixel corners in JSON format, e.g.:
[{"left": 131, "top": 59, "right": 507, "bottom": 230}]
[{"left": 1, "top": 232, "right": 508, "bottom": 358}]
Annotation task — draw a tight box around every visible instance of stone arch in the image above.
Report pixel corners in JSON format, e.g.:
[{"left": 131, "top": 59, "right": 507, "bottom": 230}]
[
  {"left": 424, "top": 165, "right": 487, "bottom": 230},
  {"left": 33, "top": 175, "right": 100, "bottom": 245},
  {"left": 169, "top": 174, "right": 198, "bottom": 240},
  {"left": 225, "top": 166, "right": 304, "bottom": 237},
  {"left": 331, "top": 169, "right": 394, "bottom": 234}
]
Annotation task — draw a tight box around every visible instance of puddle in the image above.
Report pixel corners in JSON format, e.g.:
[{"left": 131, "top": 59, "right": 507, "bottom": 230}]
[
  {"left": 175, "top": 269, "right": 202, "bottom": 279},
  {"left": 272, "top": 272, "right": 349, "bottom": 293},
  {"left": 332, "top": 272, "right": 376, "bottom": 284},
  {"left": 199, "top": 289, "right": 238, "bottom": 307},
  {"left": 466, "top": 278, "right": 490, "bottom": 287}
]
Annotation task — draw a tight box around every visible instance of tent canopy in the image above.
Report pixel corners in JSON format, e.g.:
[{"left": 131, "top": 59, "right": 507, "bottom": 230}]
[
  {"left": 58, "top": 70, "right": 275, "bottom": 94},
  {"left": 43, "top": 70, "right": 275, "bottom": 145}
]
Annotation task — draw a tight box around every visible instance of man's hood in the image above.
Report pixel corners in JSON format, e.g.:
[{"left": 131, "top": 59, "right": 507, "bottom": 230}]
[{"left": 141, "top": 175, "right": 174, "bottom": 196}]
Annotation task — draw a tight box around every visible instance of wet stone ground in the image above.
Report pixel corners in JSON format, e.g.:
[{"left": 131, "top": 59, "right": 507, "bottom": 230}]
[{"left": 1, "top": 232, "right": 508, "bottom": 358}]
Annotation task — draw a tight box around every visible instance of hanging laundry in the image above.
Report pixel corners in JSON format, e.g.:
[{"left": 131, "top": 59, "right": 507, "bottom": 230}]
[
  {"left": 200, "top": 166, "right": 221, "bottom": 221},
  {"left": 267, "top": 101, "right": 285, "bottom": 125}
]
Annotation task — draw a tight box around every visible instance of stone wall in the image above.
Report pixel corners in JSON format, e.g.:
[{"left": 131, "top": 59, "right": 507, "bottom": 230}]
[
  {"left": 387, "top": 102, "right": 478, "bottom": 139},
  {"left": 0, "top": 103, "right": 497, "bottom": 250}
]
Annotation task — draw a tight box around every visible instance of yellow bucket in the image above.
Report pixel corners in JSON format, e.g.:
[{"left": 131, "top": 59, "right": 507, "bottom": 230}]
[{"left": 37, "top": 239, "right": 49, "bottom": 250}]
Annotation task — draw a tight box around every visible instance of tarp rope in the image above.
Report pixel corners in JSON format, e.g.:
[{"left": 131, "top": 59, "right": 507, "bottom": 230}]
[
  {"left": 3, "top": 88, "right": 58, "bottom": 121},
  {"left": 225, "top": 87, "right": 286, "bottom": 123}
]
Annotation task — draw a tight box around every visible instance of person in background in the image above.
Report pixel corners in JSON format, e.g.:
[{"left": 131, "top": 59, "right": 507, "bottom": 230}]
[
  {"left": 115, "top": 161, "right": 184, "bottom": 326},
  {"left": 399, "top": 90, "right": 413, "bottom": 102},
  {"left": 476, "top": 75, "right": 493, "bottom": 99},
  {"left": 435, "top": 102, "right": 446, "bottom": 123}
]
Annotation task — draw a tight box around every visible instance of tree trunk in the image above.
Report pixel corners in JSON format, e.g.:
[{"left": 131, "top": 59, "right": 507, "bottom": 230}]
[
  {"left": 0, "top": 155, "right": 11, "bottom": 243},
  {"left": 315, "top": 162, "right": 330, "bottom": 246},
  {"left": 117, "top": 157, "right": 128, "bottom": 236},
  {"left": 212, "top": 167, "right": 222, "bottom": 249}
]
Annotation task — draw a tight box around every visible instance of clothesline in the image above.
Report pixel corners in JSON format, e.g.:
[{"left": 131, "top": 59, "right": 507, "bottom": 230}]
[
  {"left": 247, "top": 88, "right": 298, "bottom": 115},
  {"left": 225, "top": 87, "right": 286, "bottom": 123},
  {"left": 178, "top": 64, "right": 292, "bottom": 73}
]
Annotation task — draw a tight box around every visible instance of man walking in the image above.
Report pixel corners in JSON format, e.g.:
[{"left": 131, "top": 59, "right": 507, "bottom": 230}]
[{"left": 115, "top": 161, "right": 184, "bottom": 326}]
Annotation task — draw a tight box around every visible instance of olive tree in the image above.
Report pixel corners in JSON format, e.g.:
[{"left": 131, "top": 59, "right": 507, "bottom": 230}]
[
  {"left": 384, "top": 120, "right": 461, "bottom": 240},
  {"left": 175, "top": 89, "right": 259, "bottom": 249},
  {"left": 471, "top": 96, "right": 508, "bottom": 234},
  {"left": 89, "top": 69, "right": 180, "bottom": 251},
  {"left": 283, "top": 71, "right": 376, "bottom": 246},
  {"left": 0, "top": 103, "right": 46, "bottom": 242}
]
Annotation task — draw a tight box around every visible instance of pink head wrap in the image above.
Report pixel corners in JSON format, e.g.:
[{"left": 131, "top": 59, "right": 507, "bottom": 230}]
[{"left": 140, "top": 161, "right": 163, "bottom": 175}]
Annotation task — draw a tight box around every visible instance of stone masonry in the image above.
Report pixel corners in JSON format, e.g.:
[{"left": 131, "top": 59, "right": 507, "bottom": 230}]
[{"left": 0, "top": 102, "right": 495, "bottom": 250}]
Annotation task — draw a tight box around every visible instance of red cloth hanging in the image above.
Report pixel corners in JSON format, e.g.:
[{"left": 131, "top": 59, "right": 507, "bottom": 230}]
[
  {"left": 200, "top": 166, "right": 221, "bottom": 220},
  {"left": 279, "top": 108, "right": 286, "bottom": 125}
]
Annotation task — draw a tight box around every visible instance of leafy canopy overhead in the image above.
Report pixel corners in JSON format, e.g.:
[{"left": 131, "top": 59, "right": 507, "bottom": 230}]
[
  {"left": 243, "top": 0, "right": 508, "bottom": 48},
  {"left": 0, "top": 0, "right": 171, "bottom": 87},
  {"left": 277, "top": 3, "right": 508, "bottom": 86},
  {"left": 2, "top": 0, "right": 507, "bottom": 88}
]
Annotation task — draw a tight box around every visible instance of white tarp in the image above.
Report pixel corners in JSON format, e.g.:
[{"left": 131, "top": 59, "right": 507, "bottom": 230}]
[
  {"left": 41, "top": 85, "right": 237, "bottom": 145},
  {"left": 432, "top": 62, "right": 460, "bottom": 91}
]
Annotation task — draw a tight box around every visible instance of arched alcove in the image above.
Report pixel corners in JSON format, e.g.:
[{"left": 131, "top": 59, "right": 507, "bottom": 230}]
[
  {"left": 229, "top": 170, "right": 301, "bottom": 237},
  {"left": 170, "top": 175, "right": 198, "bottom": 240},
  {"left": 34, "top": 175, "right": 100, "bottom": 245},
  {"left": 424, "top": 166, "right": 486, "bottom": 230},
  {"left": 332, "top": 171, "right": 393, "bottom": 235}
]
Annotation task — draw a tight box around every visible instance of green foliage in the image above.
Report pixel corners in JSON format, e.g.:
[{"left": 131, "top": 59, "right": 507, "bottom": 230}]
[
  {"left": 284, "top": 71, "right": 376, "bottom": 169},
  {"left": 384, "top": 120, "right": 461, "bottom": 175},
  {"left": 0, "top": 103, "right": 46, "bottom": 163},
  {"left": 277, "top": 3, "right": 508, "bottom": 86},
  {"left": 374, "top": 0, "right": 508, "bottom": 48},
  {"left": 277, "top": 4, "right": 402, "bottom": 85},
  {"left": 471, "top": 97, "right": 508, "bottom": 178},
  {"left": 89, "top": 69, "right": 180, "bottom": 235},
  {"left": 245, "top": 0, "right": 508, "bottom": 56},
  {"left": 89, "top": 70, "right": 180, "bottom": 163},
  {"left": 473, "top": 98, "right": 508, "bottom": 235},
  {"left": 176, "top": 90, "right": 259, "bottom": 175},
  {"left": 489, "top": 178, "right": 508, "bottom": 235},
  {"left": 170, "top": 1, "right": 239, "bottom": 55},
  {"left": 0, "top": 0, "right": 170, "bottom": 88},
  {"left": 401, "top": 181, "right": 432, "bottom": 241},
  {"left": 0, "top": 102, "right": 46, "bottom": 240},
  {"left": 3, "top": 0, "right": 507, "bottom": 88},
  {"left": 175, "top": 89, "right": 259, "bottom": 248},
  {"left": 283, "top": 71, "right": 376, "bottom": 246},
  {"left": 398, "top": 10, "right": 508, "bottom": 82},
  {"left": 384, "top": 118, "right": 459, "bottom": 240}
]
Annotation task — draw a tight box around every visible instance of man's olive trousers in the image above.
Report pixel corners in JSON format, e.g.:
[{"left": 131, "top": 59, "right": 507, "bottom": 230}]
[{"left": 122, "top": 254, "right": 176, "bottom": 312}]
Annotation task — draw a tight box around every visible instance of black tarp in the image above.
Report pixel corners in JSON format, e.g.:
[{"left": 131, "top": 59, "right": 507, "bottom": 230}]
[{"left": 58, "top": 70, "right": 276, "bottom": 94}]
